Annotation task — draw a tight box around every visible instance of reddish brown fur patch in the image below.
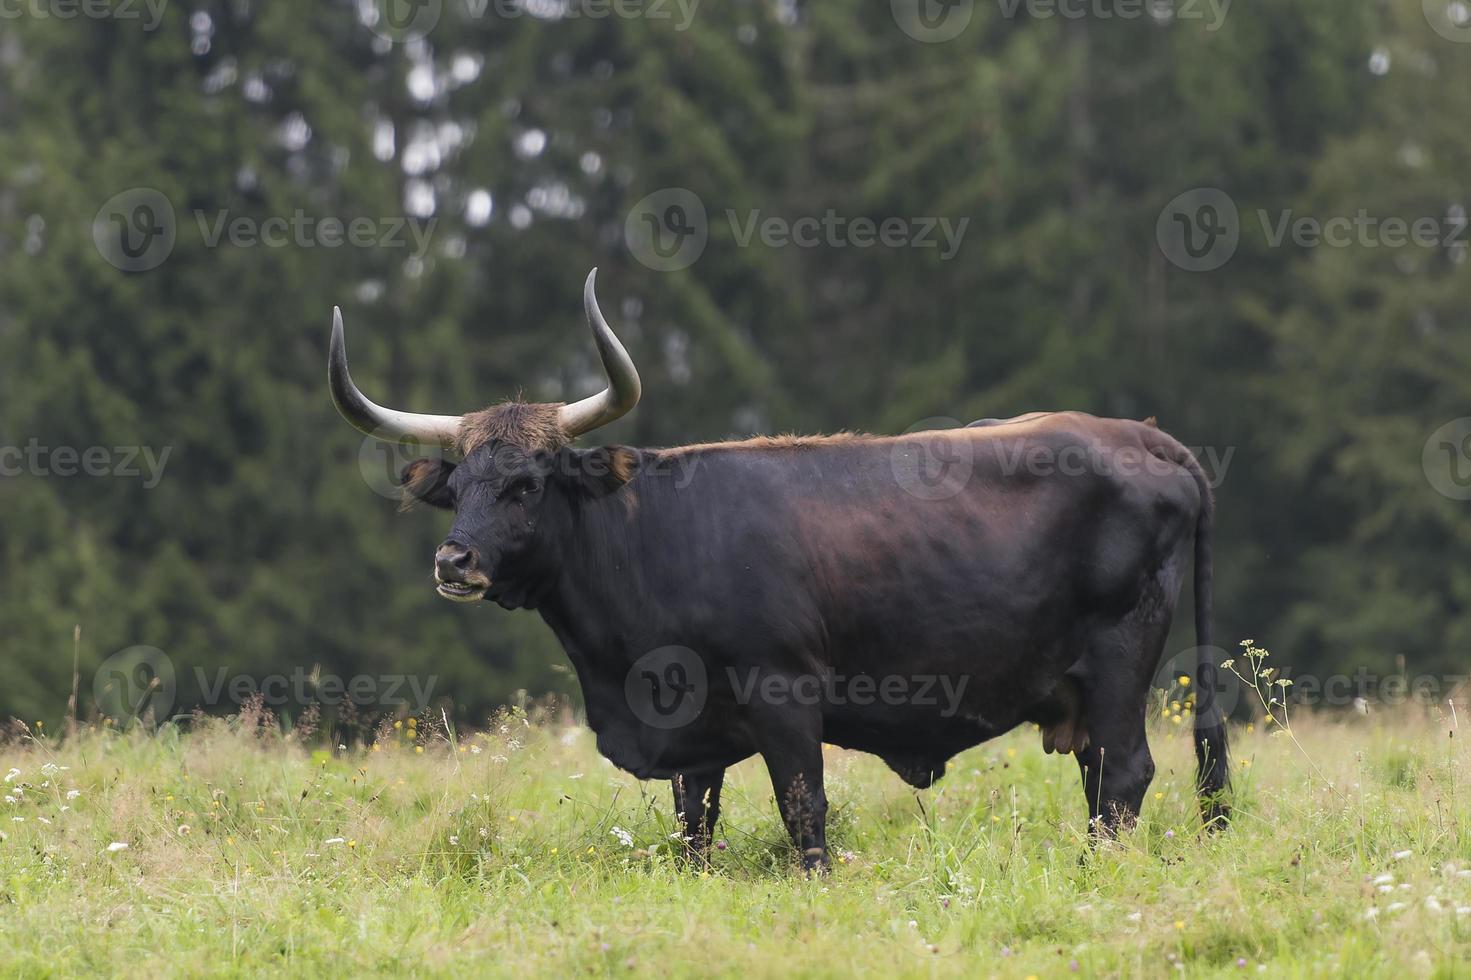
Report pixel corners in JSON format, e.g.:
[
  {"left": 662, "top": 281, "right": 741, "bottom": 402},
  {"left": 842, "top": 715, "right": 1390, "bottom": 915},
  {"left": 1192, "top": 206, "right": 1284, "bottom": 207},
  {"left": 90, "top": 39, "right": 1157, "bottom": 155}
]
[
  {"left": 399, "top": 458, "right": 447, "bottom": 511},
  {"left": 1040, "top": 677, "right": 1090, "bottom": 755},
  {"left": 660, "top": 431, "right": 864, "bottom": 455},
  {"left": 608, "top": 446, "right": 636, "bottom": 484},
  {"left": 457, "top": 401, "right": 569, "bottom": 455}
]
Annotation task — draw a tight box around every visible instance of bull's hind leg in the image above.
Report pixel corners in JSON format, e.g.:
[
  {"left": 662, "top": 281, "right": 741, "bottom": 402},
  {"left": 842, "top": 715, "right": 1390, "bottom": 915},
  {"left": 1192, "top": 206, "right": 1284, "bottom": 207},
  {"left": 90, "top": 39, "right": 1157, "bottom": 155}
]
[{"left": 1074, "top": 612, "right": 1175, "bottom": 837}]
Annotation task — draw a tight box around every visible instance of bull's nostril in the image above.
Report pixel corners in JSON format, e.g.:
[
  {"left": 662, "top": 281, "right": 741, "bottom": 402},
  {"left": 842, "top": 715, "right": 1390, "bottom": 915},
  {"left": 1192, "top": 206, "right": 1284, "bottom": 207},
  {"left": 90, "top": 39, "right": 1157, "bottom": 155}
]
[{"left": 435, "top": 542, "right": 476, "bottom": 579}]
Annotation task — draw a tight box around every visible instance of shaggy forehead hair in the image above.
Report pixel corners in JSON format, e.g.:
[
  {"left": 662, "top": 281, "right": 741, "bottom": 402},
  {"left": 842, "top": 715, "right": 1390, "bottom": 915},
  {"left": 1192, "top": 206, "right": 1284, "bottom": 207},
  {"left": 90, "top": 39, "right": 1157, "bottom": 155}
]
[{"left": 456, "top": 401, "right": 570, "bottom": 455}]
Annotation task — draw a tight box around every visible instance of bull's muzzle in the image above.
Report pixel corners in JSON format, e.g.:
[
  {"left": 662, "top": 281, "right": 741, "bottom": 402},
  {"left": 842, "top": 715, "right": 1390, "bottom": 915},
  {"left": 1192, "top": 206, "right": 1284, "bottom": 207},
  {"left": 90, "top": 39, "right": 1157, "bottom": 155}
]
[{"left": 433, "top": 541, "right": 489, "bottom": 601}]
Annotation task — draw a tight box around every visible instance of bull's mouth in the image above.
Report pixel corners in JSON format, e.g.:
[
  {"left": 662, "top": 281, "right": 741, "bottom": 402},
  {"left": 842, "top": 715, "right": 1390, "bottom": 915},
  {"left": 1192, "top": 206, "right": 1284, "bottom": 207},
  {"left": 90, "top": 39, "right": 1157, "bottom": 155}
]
[{"left": 435, "top": 576, "right": 489, "bottom": 602}]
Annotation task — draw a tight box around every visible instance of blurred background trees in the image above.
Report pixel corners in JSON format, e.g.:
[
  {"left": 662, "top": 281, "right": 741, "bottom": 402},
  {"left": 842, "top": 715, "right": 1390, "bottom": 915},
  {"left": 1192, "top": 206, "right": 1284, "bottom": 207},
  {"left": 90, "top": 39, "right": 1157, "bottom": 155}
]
[{"left": 0, "top": 0, "right": 1467, "bottom": 725}]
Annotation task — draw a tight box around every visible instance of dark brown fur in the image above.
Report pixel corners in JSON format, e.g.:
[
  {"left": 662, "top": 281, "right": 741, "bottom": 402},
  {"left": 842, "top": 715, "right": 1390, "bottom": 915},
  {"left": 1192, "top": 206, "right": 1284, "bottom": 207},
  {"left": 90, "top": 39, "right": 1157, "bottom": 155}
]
[{"left": 458, "top": 401, "right": 569, "bottom": 455}]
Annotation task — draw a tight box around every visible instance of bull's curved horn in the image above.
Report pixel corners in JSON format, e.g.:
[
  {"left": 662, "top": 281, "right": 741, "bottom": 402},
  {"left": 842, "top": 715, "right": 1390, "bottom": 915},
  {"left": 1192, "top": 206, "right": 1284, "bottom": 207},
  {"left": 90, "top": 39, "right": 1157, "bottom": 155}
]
[
  {"left": 328, "top": 306, "right": 462, "bottom": 450},
  {"left": 558, "top": 269, "right": 642, "bottom": 439}
]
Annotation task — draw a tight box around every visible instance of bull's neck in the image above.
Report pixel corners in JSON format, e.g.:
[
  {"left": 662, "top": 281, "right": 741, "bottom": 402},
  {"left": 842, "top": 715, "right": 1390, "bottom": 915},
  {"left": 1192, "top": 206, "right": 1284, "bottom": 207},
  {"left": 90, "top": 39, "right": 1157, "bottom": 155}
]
[{"left": 533, "top": 488, "right": 645, "bottom": 675}]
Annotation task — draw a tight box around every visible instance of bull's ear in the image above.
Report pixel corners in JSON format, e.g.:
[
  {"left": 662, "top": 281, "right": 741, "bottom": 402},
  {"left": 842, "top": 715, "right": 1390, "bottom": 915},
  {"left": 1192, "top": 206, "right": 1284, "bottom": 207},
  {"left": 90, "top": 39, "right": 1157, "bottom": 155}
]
[
  {"left": 563, "top": 446, "right": 638, "bottom": 497},
  {"left": 399, "top": 458, "right": 456, "bottom": 511}
]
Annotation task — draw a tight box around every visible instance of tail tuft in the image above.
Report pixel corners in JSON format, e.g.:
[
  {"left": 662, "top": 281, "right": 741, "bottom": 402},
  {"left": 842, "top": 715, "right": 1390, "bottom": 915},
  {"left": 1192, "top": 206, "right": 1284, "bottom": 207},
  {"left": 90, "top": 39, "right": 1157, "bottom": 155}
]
[{"left": 1194, "top": 708, "right": 1231, "bottom": 829}]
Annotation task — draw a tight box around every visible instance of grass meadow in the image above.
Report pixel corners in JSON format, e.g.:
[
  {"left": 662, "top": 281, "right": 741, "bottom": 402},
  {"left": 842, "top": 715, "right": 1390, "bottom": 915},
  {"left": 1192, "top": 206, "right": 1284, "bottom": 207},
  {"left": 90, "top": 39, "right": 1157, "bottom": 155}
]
[{"left": 0, "top": 693, "right": 1468, "bottom": 977}]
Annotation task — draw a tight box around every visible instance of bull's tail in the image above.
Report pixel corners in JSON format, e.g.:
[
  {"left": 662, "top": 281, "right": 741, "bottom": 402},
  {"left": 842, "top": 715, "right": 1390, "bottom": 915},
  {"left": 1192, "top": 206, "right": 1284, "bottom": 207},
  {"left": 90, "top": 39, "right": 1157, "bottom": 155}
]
[{"left": 1185, "top": 454, "right": 1231, "bottom": 829}]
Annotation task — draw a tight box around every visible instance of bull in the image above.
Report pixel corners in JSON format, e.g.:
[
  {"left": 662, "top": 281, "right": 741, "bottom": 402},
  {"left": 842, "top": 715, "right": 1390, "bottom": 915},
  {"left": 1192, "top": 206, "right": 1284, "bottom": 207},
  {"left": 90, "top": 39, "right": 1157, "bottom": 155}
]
[{"left": 329, "top": 270, "right": 1230, "bottom": 871}]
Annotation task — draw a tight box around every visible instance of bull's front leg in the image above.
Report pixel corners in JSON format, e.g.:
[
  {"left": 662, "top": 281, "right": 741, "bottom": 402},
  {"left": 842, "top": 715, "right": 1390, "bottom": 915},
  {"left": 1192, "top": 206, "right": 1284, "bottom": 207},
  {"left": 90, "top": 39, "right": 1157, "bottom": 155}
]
[
  {"left": 755, "top": 710, "right": 829, "bottom": 873},
  {"left": 671, "top": 768, "right": 725, "bottom": 864}
]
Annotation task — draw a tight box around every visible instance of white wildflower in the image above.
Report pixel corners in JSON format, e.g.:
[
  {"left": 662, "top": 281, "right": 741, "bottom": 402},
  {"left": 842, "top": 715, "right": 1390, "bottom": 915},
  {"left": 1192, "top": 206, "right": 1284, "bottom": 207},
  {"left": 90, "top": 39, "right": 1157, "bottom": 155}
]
[
  {"left": 3, "top": 768, "right": 19, "bottom": 783},
  {"left": 1393, "top": 850, "right": 1413, "bottom": 861},
  {"left": 66, "top": 790, "right": 80, "bottom": 800},
  {"left": 469, "top": 744, "right": 483, "bottom": 755},
  {"left": 611, "top": 825, "right": 634, "bottom": 848},
  {"left": 105, "top": 841, "right": 129, "bottom": 853},
  {"left": 324, "top": 836, "right": 346, "bottom": 845},
  {"left": 1373, "top": 874, "right": 1394, "bottom": 886}
]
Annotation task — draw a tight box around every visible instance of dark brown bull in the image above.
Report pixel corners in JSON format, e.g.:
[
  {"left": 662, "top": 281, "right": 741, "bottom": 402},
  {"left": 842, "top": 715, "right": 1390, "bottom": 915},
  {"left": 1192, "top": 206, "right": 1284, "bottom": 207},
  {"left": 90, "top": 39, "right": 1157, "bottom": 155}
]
[{"left": 330, "top": 270, "right": 1230, "bottom": 871}]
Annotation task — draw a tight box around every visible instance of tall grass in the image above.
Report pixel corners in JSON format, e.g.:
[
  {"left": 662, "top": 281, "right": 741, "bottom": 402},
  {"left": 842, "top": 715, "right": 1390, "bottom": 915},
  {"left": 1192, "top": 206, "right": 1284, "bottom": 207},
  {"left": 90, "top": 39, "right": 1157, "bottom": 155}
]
[{"left": 0, "top": 702, "right": 1466, "bottom": 977}]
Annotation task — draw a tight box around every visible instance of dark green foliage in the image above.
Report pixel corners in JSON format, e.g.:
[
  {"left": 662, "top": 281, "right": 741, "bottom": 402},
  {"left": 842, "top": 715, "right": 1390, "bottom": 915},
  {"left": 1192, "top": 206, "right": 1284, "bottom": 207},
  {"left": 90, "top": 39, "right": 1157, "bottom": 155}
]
[{"left": 0, "top": 0, "right": 1464, "bottom": 725}]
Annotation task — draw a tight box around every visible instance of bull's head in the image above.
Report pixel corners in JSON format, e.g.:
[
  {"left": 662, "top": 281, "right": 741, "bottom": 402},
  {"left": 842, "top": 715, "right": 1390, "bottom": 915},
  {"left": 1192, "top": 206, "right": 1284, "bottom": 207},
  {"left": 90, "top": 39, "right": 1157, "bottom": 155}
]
[{"left": 329, "top": 269, "right": 641, "bottom": 604}]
